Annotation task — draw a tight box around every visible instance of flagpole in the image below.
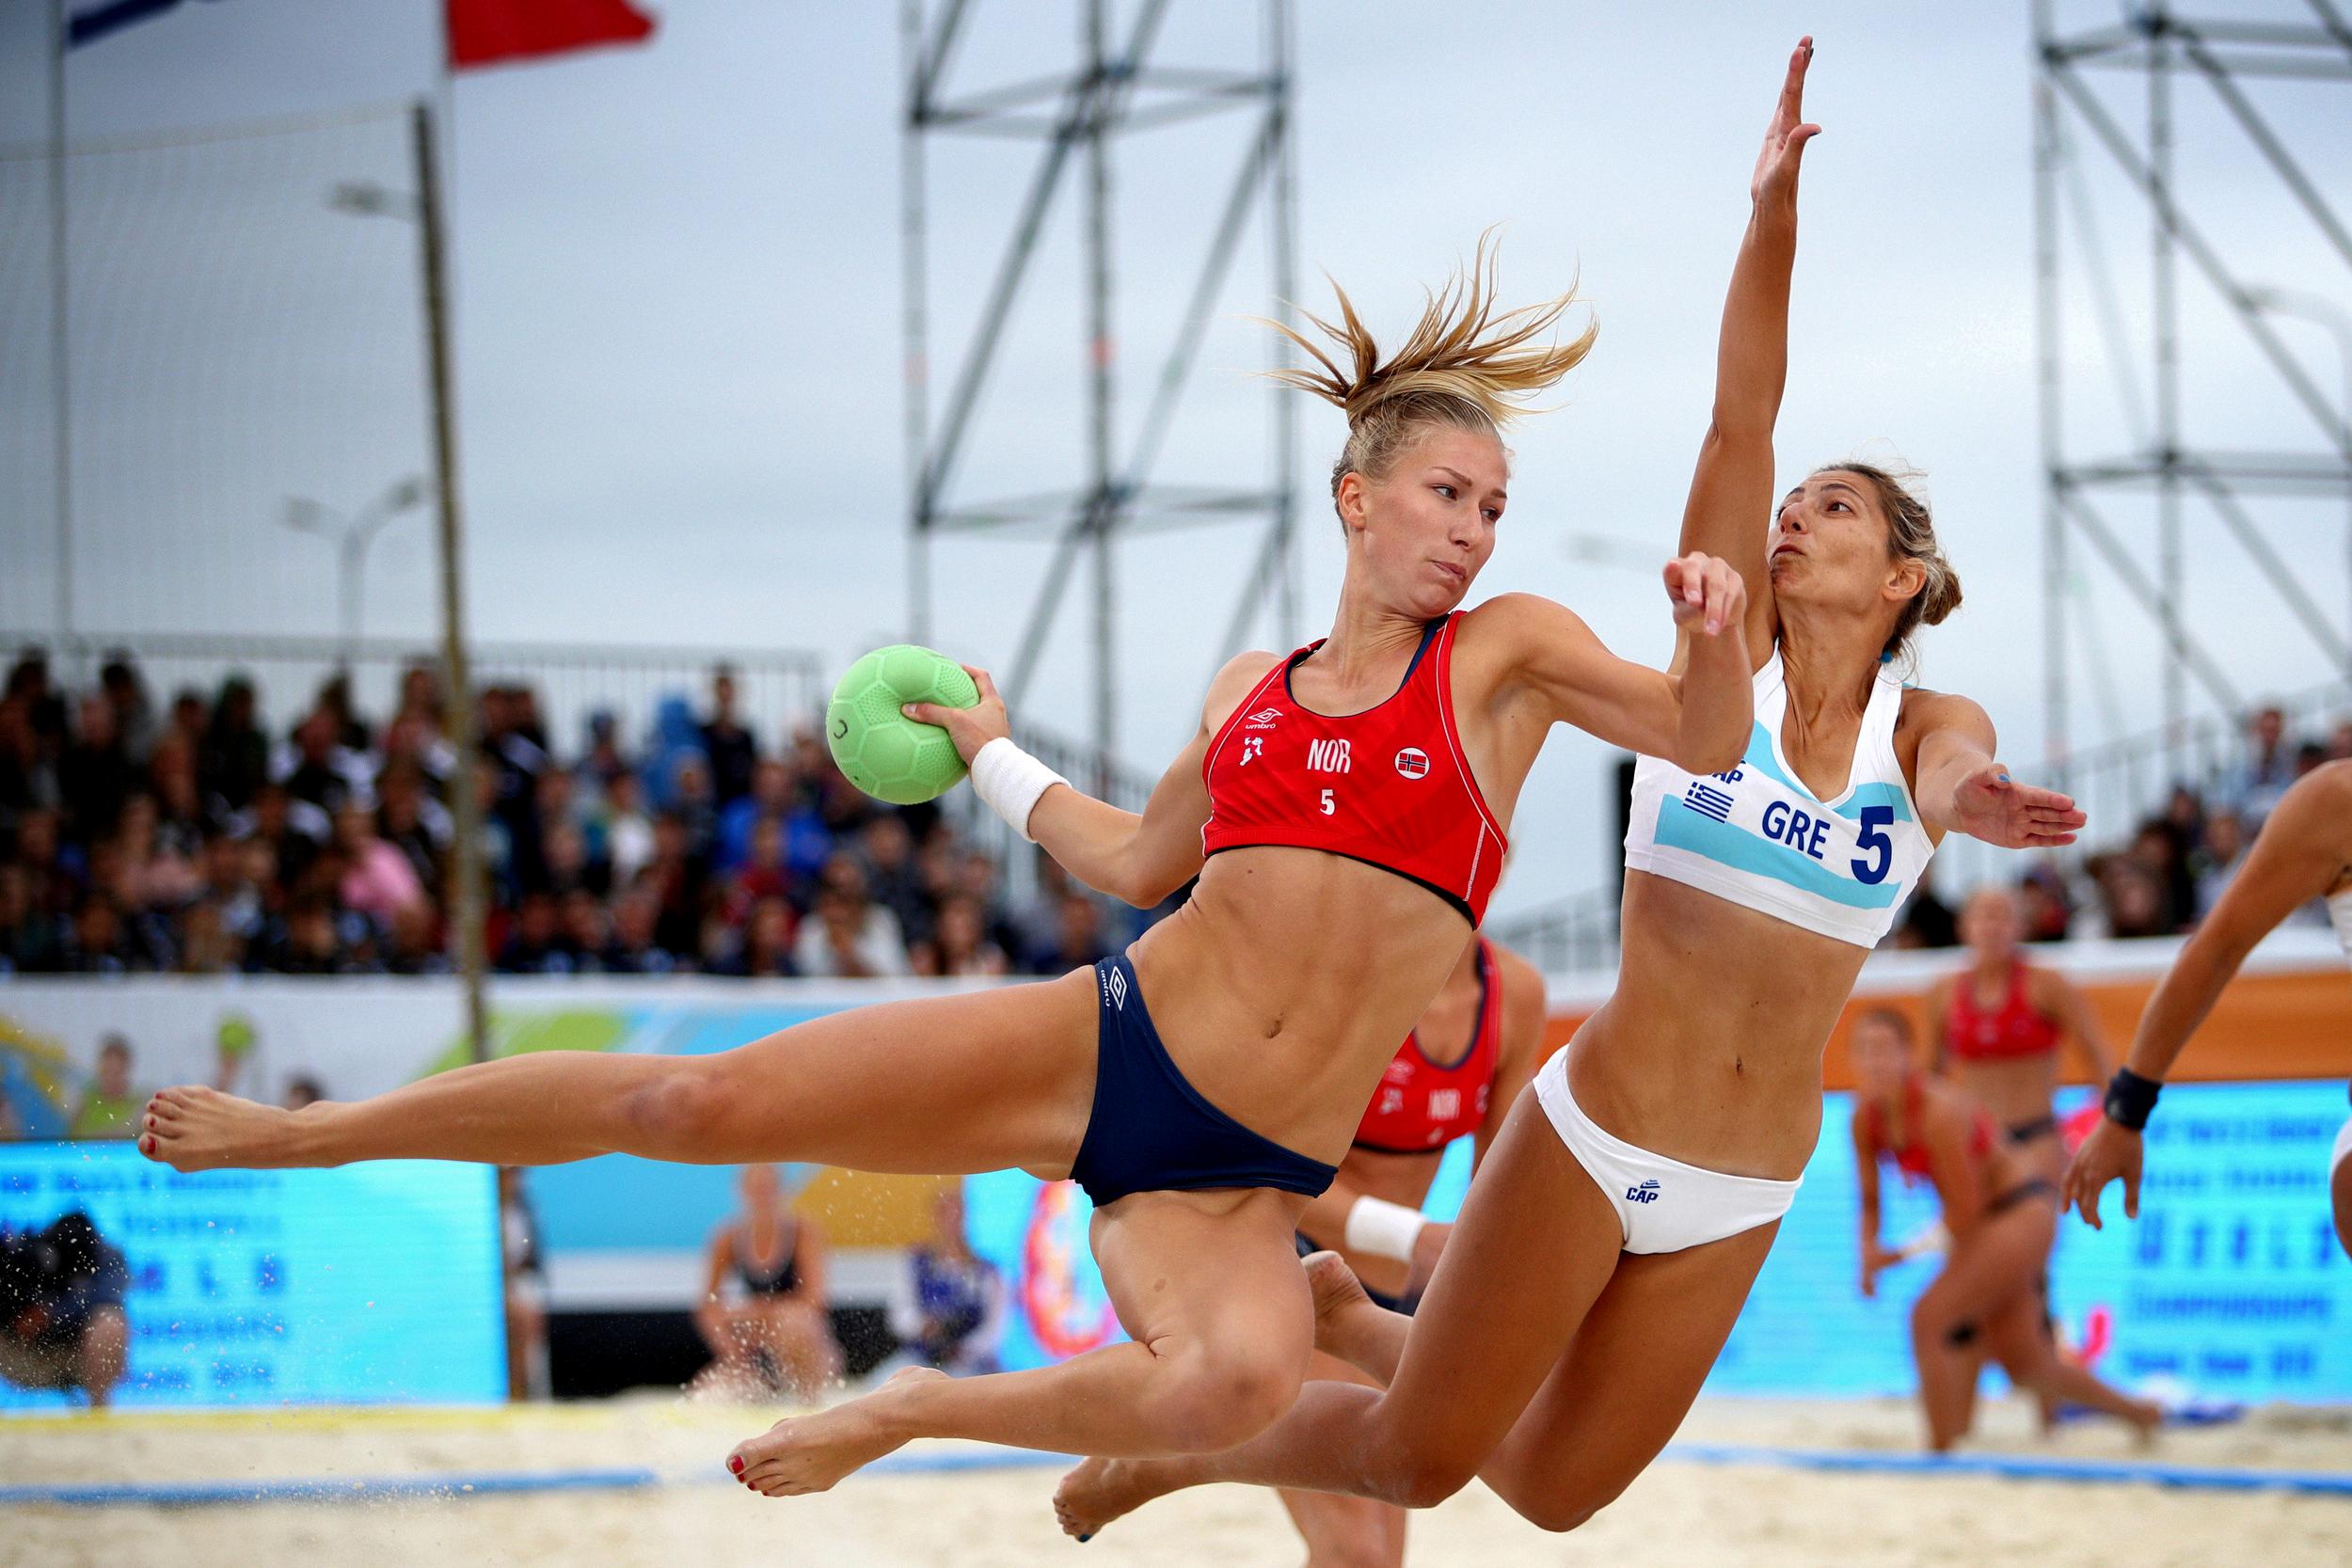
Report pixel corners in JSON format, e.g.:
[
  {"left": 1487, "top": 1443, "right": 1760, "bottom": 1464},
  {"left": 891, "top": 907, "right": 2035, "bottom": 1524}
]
[
  {"left": 407, "top": 101, "right": 487, "bottom": 1081},
  {"left": 48, "top": 0, "right": 74, "bottom": 641},
  {"left": 433, "top": 0, "right": 457, "bottom": 273}
]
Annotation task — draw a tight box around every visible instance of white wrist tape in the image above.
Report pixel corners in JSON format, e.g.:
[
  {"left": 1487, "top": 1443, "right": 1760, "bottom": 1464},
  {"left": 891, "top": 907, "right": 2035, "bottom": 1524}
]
[
  {"left": 1343, "top": 1196, "right": 1425, "bottom": 1263},
  {"left": 968, "top": 736, "right": 1068, "bottom": 843}
]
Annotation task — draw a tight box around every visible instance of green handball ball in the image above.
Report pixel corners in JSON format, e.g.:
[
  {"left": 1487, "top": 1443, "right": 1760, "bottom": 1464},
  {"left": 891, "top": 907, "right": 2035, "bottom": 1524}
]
[{"left": 826, "top": 644, "right": 980, "bottom": 805}]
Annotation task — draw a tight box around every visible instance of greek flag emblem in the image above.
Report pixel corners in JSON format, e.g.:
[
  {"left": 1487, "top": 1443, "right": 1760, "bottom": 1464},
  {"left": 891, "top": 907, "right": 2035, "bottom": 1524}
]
[{"left": 1683, "top": 782, "right": 1735, "bottom": 823}]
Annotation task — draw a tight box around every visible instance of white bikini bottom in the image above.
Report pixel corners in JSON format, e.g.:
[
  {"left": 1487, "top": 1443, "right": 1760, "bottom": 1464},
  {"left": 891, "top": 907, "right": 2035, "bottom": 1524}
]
[{"left": 1533, "top": 1047, "right": 1802, "bottom": 1256}]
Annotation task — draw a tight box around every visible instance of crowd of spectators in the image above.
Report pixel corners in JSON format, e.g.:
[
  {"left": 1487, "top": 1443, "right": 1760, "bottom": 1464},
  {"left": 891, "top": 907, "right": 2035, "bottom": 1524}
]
[
  {"left": 1889, "top": 702, "right": 2352, "bottom": 950},
  {"left": 0, "top": 647, "right": 1154, "bottom": 979},
  {"left": 4, "top": 643, "right": 2344, "bottom": 975}
]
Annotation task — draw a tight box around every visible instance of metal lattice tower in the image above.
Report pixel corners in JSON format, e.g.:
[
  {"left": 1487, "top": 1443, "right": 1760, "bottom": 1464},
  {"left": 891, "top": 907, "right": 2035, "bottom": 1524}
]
[
  {"left": 898, "top": 0, "right": 1298, "bottom": 791},
  {"left": 2034, "top": 1, "right": 2352, "bottom": 787}
]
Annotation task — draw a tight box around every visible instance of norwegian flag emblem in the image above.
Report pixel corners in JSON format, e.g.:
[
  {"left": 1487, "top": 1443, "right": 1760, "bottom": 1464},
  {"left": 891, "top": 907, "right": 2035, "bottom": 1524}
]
[{"left": 1394, "top": 747, "right": 1430, "bottom": 779}]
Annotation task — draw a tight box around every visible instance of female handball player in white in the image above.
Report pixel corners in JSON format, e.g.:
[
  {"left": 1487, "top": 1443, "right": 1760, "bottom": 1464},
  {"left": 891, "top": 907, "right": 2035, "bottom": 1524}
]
[
  {"left": 139, "top": 250, "right": 1756, "bottom": 1493},
  {"left": 1056, "top": 38, "right": 2088, "bottom": 1540}
]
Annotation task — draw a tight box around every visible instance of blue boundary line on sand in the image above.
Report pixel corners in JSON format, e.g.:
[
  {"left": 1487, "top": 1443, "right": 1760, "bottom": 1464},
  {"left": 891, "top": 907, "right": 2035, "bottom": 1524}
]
[
  {"left": 1671, "top": 1442, "right": 2352, "bottom": 1497},
  {"left": 6, "top": 1443, "right": 2347, "bottom": 1509},
  {"left": 0, "top": 1467, "right": 660, "bottom": 1508}
]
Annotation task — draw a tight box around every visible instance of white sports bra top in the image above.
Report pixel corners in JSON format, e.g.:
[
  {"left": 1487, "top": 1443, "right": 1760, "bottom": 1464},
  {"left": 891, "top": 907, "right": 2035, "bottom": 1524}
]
[
  {"left": 2328, "top": 885, "right": 2352, "bottom": 970},
  {"left": 1623, "top": 651, "right": 1937, "bottom": 948}
]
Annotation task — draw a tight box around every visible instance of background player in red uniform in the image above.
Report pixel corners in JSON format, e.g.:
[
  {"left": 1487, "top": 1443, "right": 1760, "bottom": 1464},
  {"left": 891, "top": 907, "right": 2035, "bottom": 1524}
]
[
  {"left": 1924, "top": 886, "right": 2114, "bottom": 1181},
  {"left": 1851, "top": 1009, "right": 2159, "bottom": 1449},
  {"left": 1284, "top": 935, "right": 1546, "bottom": 1568}
]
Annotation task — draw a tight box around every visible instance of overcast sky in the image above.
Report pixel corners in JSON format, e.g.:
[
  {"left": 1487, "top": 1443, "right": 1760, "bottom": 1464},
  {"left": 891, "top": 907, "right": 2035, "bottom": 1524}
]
[{"left": 4, "top": 1, "right": 2349, "bottom": 916}]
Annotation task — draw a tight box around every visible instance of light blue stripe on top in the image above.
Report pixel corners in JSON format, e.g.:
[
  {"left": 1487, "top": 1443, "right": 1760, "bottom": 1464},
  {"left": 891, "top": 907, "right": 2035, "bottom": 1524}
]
[
  {"left": 1652, "top": 797, "right": 1902, "bottom": 911},
  {"left": 1734, "top": 723, "right": 1914, "bottom": 821}
]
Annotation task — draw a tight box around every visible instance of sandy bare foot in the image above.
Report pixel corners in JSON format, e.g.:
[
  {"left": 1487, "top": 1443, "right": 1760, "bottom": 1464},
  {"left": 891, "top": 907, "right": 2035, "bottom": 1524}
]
[
  {"left": 726, "top": 1366, "right": 944, "bottom": 1497},
  {"left": 1302, "top": 1249, "right": 1384, "bottom": 1371},
  {"left": 1054, "top": 1454, "right": 1176, "bottom": 1543},
  {"left": 137, "top": 1085, "right": 305, "bottom": 1171}
]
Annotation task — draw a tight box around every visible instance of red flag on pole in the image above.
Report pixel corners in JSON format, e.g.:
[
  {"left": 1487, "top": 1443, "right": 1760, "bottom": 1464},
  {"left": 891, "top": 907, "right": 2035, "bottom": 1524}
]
[{"left": 446, "top": 0, "right": 656, "bottom": 71}]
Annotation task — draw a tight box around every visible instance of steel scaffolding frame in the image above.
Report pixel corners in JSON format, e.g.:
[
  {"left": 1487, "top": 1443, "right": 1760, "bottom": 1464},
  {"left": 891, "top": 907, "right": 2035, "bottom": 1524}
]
[
  {"left": 2034, "top": 1, "right": 2352, "bottom": 786},
  {"left": 898, "top": 0, "right": 1299, "bottom": 790}
]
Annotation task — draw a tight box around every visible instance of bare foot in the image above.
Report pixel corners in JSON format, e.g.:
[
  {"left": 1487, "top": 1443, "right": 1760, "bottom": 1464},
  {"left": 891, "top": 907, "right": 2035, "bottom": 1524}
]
[
  {"left": 726, "top": 1366, "right": 944, "bottom": 1497},
  {"left": 137, "top": 1086, "right": 306, "bottom": 1171},
  {"left": 1054, "top": 1455, "right": 1176, "bottom": 1543},
  {"left": 2128, "top": 1399, "right": 2164, "bottom": 1448},
  {"left": 1302, "top": 1250, "right": 1382, "bottom": 1371}
]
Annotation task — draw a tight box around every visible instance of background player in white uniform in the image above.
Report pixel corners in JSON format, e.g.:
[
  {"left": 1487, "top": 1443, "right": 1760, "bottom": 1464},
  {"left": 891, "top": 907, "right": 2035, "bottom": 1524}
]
[
  {"left": 2064, "top": 759, "right": 2352, "bottom": 1257},
  {"left": 1056, "top": 40, "right": 2086, "bottom": 1541}
]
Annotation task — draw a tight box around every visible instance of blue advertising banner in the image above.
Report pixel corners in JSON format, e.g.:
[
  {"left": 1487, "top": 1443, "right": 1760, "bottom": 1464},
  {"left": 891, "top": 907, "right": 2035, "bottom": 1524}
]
[
  {"left": 967, "top": 1083, "right": 2350, "bottom": 1402},
  {"left": 1723, "top": 1082, "right": 2350, "bottom": 1402},
  {"left": 1, "top": 1143, "right": 504, "bottom": 1411}
]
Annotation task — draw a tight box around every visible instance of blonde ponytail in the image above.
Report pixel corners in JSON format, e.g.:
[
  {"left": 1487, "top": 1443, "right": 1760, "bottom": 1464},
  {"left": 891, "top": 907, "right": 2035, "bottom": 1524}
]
[{"left": 1263, "top": 232, "right": 1597, "bottom": 507}]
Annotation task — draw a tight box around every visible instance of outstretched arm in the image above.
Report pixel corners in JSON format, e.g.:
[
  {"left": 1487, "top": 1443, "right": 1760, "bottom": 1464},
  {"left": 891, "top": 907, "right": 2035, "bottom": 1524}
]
[
  {"left": 1477, "top": 552, "right": 1753, "bottom": 777},
  {"left": 2064, "top": 764, "right": 2352, "bottom": 1227},
  {"left": 1906, "top": 692, "right": 2085, "bottom": 850},
  {"left": 1678, "top": 37, "right": 1820, "bottom": 670},
  {"left": 908, "top": 655, "right": 1274, "bottom": 909}
]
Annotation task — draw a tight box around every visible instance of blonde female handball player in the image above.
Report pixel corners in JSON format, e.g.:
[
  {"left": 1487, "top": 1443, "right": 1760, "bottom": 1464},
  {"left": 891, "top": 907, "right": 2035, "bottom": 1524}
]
[
  {"left": 1056, "top": 38, "right": 2087, "bottom": 1541},
  {"left": 137, "top": 256, "right": 1758, "bottom": 1494}
]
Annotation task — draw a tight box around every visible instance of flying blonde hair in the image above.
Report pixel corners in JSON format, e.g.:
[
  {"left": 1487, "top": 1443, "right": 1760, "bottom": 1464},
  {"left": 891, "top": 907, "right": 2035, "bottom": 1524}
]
[{"left": 1263, "top": 231, "right": 1597, "bottom": 509}]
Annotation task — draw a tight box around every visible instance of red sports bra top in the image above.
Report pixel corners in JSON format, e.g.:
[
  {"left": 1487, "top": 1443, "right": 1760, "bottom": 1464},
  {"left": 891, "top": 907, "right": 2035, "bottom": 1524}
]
[
  {"left": 1353, "top": 938, "right": 1503, "bottom": 1153},
  {"left": 1200, "top": 613, "right": 1506, "bottom": 926},
  {"left": 1864, "top": 1077, "right": 1995, "bottom": 1182},
  {"left": 1947, "top": 960, "right": 2061, "bottom": 1063}
]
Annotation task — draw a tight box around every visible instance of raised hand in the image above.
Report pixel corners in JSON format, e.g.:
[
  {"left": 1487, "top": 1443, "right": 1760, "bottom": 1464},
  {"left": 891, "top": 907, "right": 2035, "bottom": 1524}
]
[
  {"left": 902, "top": 664, "right": 1010, "bottom": 766},
  {"left": 1662, "top": 551, "right": 1747, "bottom": 640},
  {"left": 1750, "top": 36, "right": 1821, "bottom": 211},
  {"left": 2061, "top": 1117, "right": 2144, "bottom": 1230},
  {"left": 1947, "top": 764, "right": 2084, "bottom": 849}
]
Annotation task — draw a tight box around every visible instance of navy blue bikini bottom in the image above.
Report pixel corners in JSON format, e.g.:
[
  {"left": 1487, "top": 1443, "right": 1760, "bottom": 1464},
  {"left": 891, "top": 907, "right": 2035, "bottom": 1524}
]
[{"left": 1067, "top": 952, "right": 1338, "bottom": 1210}]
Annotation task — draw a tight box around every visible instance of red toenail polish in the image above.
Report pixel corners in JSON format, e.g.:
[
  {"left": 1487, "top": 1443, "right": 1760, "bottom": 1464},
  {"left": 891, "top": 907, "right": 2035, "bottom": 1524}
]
[{"left": 727, "top": 1456, "right": 744, "bottom": 1474}]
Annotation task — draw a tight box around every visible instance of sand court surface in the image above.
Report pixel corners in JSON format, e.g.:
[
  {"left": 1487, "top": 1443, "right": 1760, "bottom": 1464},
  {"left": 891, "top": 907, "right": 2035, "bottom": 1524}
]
[{"left": 4, "top": 1393, "right": 2349, "bottom": 1566}]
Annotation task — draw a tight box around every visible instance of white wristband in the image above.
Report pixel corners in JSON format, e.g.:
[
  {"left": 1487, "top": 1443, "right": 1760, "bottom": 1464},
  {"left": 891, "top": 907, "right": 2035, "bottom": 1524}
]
[
  {"left": 968, "top": 736, "right": 1068, "bottom": 843},
  {"left": 1343, "top": 1196, "right": 1425, "bottom": 1264}
]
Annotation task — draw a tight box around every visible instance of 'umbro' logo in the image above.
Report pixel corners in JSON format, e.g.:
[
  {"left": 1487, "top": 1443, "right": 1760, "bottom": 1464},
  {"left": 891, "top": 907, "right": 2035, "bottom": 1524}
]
[
  {"left": 1104, "top": 966, "right": 1128, "bottom": 1011},
  {"left": 1626, "top": 1178, "right": 1661, "bottom": 1204},
  {"left": 1245, "top": 708, "right": 1283, "bottom": 731}
]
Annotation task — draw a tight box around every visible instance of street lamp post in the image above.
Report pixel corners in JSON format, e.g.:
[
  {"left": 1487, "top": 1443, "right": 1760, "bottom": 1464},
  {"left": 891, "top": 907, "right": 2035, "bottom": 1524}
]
[
  {"left": 278, "top": 477, "right": 427, "bottom": 668},
  {"left": 326, "top": 106, "right": 487, "bottom": 1075},
  {"left": 2245, "top": 284, "right": 2352, "bottom": 688}
]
